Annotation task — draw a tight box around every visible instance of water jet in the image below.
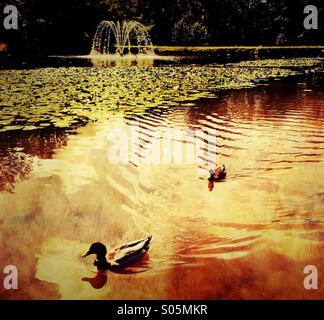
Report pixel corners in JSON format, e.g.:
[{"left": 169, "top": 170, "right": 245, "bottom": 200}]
[{"left": 91, "top": 20, "right": 154, "bottom": 59}]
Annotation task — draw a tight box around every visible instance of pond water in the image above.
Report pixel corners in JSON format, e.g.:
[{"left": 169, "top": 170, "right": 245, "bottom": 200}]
[{"left": 0, "top": 62, "right": 323, "bottom": 299}]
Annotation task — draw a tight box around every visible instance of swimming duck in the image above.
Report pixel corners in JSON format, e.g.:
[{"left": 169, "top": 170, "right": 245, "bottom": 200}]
[
  {"left": 82, "top": 236, "right": 153, "bottom": 271},
  {"left": 208, "top": 165, "right": 226, "bottom": 191}
]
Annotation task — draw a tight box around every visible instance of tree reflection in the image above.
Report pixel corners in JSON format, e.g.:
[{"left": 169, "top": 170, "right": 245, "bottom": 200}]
[{"left": 0, "top": 129, "right": 70, "bottom": 192}]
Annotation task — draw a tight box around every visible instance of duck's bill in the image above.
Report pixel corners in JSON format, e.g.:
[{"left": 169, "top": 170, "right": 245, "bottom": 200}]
[{"left": 82, "top": 251, "right": 91, "bottom": 258}]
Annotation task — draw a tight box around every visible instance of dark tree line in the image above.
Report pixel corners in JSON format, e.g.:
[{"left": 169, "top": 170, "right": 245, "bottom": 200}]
[{"left": 1, "top": 0, "right": 323, "bottom": 54}]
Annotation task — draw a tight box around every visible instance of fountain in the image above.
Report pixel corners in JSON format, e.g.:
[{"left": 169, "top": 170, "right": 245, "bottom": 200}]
[{"left": 91, "top": 20, "right": 154, "bottom": 58}]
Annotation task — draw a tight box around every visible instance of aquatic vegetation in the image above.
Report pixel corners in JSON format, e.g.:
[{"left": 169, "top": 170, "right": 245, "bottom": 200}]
[
  {"left": 235, "top": 58, "right": 323, "bottom": 68},
  {"left": 0, "top": 59, "right": 322, "bottom": 133}
]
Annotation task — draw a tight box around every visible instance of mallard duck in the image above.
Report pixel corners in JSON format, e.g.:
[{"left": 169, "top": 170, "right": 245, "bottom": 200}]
[
  {"left": 208, "top": 165, "right": 226, "bottom": 191},
  {"left": 209, "top": 164, "right": 226, "bottom": 181},
  {"left": 82, "top": 236, "right": 153, "bottom": 271}
]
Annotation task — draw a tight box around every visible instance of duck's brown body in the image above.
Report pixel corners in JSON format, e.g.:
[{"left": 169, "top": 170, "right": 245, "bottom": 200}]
[{"left": 108, "top": 236, "right": 152, "bottom": 268}]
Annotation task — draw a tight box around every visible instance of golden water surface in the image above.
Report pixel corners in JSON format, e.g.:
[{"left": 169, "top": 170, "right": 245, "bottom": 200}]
[{"left": 0, "top": 77, "right": 323, "bottom": 300}]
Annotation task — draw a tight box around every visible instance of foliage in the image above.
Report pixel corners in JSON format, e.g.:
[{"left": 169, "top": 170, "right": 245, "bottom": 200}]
[{"left": 1, "top": 0, "right": 323, "bottom": 53}]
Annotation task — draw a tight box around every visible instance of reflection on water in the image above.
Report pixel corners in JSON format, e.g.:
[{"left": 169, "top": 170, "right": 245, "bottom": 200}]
[
  {"left": 82, "top": 271, "right": 108, "bottom": 289},
  {"left": 0, "top": 129, "right": 69, "bottom": 192},
  {"left": 88, "top": 55, "right": 169, "bottom": 67},
  {"left": 0, "top": 78, "right": 323, "bottom": 300}
]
